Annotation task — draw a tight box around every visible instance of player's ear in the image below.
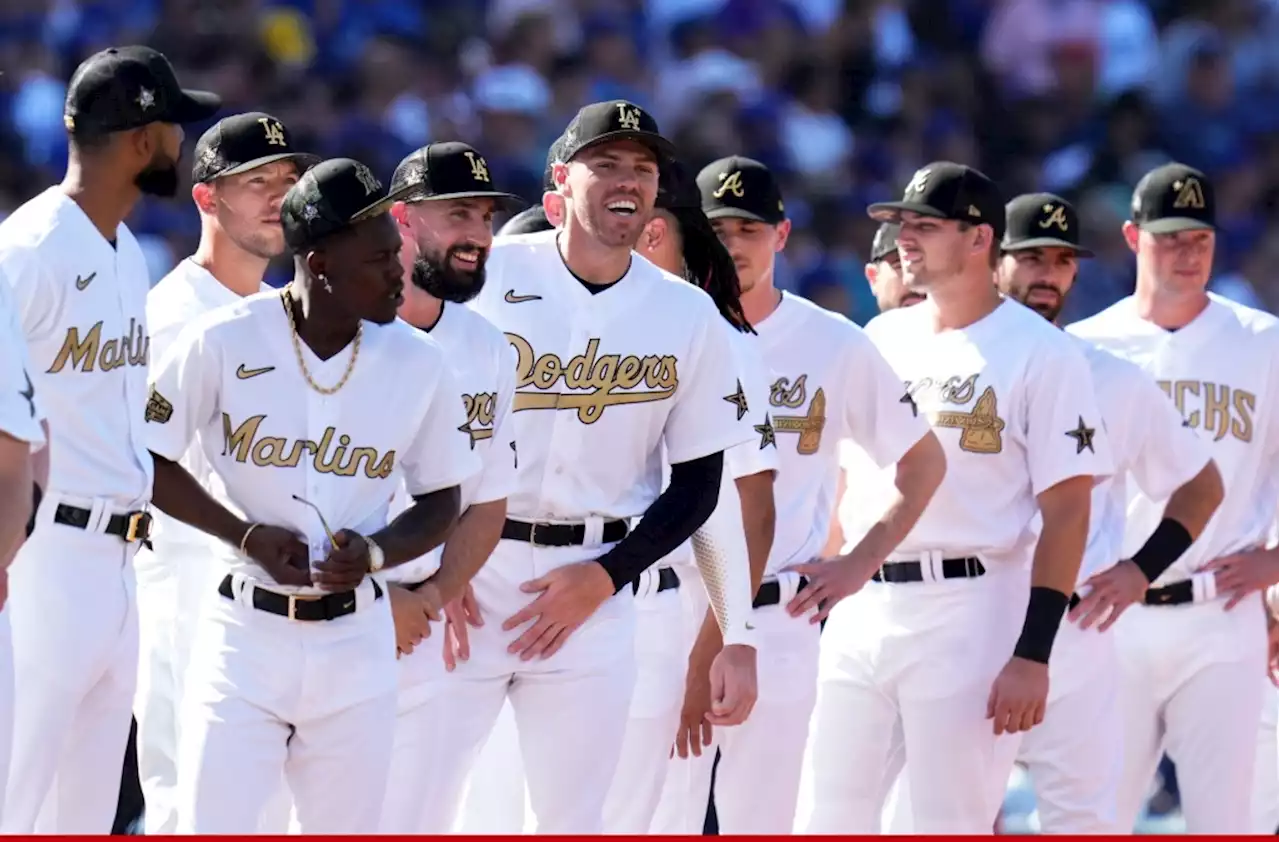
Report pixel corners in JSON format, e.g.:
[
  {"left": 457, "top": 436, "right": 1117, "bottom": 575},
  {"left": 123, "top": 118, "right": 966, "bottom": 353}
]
[
  {"left": 774, "top": 219, "right": 792, "bottom": 253},
  {"left": 389, "top": 201, "right": 410, "bottom": 228},
  {"left": 191, "top": 182, "right": 215, "bottom": 215},
  {"left": 642, "top": 216, "right": 665, "bottom": 253},
  {"left": 864, "top": 262, "right": 878, "bottom": 289},
  {"left": 304, "top": 248, "right": 325, "bottom": 281},
  {"left": 1121, "top": 221, "right": 1140, "bottom": 254},
  {"left": 542, "top": 191, "right": 565, "bottom": 228}
]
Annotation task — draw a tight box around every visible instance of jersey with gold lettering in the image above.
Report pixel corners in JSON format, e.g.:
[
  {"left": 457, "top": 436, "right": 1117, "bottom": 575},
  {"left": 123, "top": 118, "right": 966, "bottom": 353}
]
[
  {"left": 1069, "top": 293, "right": 1278, "bottom": 583},
  {"left": 0, "top": 188, "right": 152, "bottom": 504},
  {"left": 384, "top": 302, "right": 517, "bottom": 585},
  {"left": 145, "top": 291, "right": 481, "bottom": 595},
  {"left": 471, "top": 236, "right": 752, "bottom": 523},
  {"left": 0, "top": 277, "right": 44, "bottom": 447},
  {"left": 844, "top": 298, "right": 1113, "bottom": 567},
  {"left": 752, "top": 292, "right": 931, "bottom": 576}
]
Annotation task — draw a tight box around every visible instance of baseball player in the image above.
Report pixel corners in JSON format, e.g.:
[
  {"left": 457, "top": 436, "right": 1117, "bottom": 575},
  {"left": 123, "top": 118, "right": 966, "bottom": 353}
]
[
  {"left": 374, "top": 141, "right": 524, "bottom": 833},
  {"left": 1255, "top": 579, "right": 1279, "bottom": 833},
  {"left": 1069, "top": 163, "right": 1279, "bottom": 834},
  {"left": 135, "top": 110, "right": 316, "bottom": 835},
  {"left": 798, "top": 162, "right": 1114, "bottom": 834},
  {"left": 143, "top": 158, "right": 479, "bottom": 833},
  {"left": 652, "top": 156, "right": 946, "bottom": 836},
  {"left": 435, "top": 100, "right": 753, "bottom": 834},
  {"left": 0, "top": 46, "right": 220, "bottom": 833},
  {"left": 993, "top": 192, "right": 1225, "bottom": 832}
]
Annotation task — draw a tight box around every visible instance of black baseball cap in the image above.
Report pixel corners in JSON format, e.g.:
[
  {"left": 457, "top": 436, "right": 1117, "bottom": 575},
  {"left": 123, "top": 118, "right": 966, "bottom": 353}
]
[
  {"left": 696, "top": 156, "right": 786, "bottom": 225},
  {"left": 555, "top": 100, "right": 675, "bottom": 164},
  {"left": 63, "top": 46, "right": 221, "bottom": 136},
  {"left": 544, "top": 135, "right": 567, "bottom": 190},
  {"left": 869, "top": 223, "right": 900, "bottom": 262},
  {"left": 498, "top": 205, "right": 554, "bottom": 236},
  {"left": 656, "top": 160, "right": 701, "bottom": 212},
  {"left": 1002, "top": 193, "right": 1093, "bottom": 257},
  {"left": 281, "top": 158, "right": 415, "bottom": 251},
  {"left": 191, "top": 112, "right": 319, "bottom": 184},
  {"left": 868, "top": 162, "right": 1005, "bottom": 239},
  {"left": 1130, "top": 162, "right": 1216, "bottom": 233},
  {"left": 388, "top": 142, "right": 524, "bottom": 209}
]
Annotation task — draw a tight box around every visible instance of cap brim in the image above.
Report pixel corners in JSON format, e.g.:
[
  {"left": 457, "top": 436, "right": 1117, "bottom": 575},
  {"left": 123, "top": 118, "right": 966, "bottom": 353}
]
[
  {"left": 572, "top": 130, "right": 676, "bottom": 162},
  {"left": 1002, "top": 236, "right": 1094, "bottom": 258},
  {"left": 168, "top": 89, "right": 222, "bottom": 124},
  {"left": 703, "top": 205, "right": 776, "bottom": 224},
  {"left": 1138, "top": 217, "right": 1214, "bottom": 234},
  {"left": 401, "top": 190, "right": 526, "bottom": 211},
  {"left": 213, "top": 152, "right": 323, "bottom": 180},
  {"left": 866, "top": 201, "right": 948, "bottom": 222}
]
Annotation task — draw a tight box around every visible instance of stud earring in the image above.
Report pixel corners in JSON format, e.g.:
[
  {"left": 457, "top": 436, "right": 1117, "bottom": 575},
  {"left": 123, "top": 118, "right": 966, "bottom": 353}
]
[{"left": 319, "top": 273, "right": 333, "bottom": 294}]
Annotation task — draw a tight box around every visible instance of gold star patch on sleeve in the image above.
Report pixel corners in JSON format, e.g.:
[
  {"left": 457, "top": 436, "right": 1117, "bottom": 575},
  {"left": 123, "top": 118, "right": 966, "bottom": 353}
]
[
  {"left": 1065, "top": 416, "right": 1096, "bottom": 454},
  {"left": 145, "top": 385, "right": 173, "bottom": 424},
  {"left": 754, "top": 414, "right": 777, "bottom": 450},
  {"left": 723, "top": 379, "right": 750, "bottom": 421}
]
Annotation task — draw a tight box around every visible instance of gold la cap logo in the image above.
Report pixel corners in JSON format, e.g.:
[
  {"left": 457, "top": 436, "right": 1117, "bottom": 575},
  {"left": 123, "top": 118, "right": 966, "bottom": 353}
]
[
  {"left": 615, "top": 104, "right": 642, "bottom": 132},
  {"left": 463, "top": 151, "right": 490, "bottom": 183},
  {"left": 1039, "top": 203, "right": 1069, "bottom": 232},
  {"left": 258, "top": 117, "right": 287, "bottom": 147},
  {"left": 1172, "top": 177, "right": 1205, "bottom": 210}
]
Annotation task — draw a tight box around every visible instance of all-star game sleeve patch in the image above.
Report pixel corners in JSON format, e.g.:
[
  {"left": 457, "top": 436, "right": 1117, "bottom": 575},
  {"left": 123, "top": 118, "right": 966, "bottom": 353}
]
[
  {"left": 723, "top": 379, "right": 750, "bottom": 421},
  {"left": 1064, "top": 416, "right": 1095, "bottom": 454},
  {"left": 145, "top": 385, "right": 173, "bottom": 424},
  {"left": 754, "top": 413, "right": 777, "bottom": 450},
  {"left": 899, "top": 390, "right": 918, "bottom": 417}
]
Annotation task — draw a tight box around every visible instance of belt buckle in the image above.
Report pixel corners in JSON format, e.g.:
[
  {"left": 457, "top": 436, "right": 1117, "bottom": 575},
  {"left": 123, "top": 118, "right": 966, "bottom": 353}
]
[
  {"left": 286, "top": 593, "right": 319, "bottom": 620},
  {"left": 528, "top": 522, "right": 549, "bottom": 548},
  {"left": 124, "top": 511, "right": 149, "bottom": 543}
]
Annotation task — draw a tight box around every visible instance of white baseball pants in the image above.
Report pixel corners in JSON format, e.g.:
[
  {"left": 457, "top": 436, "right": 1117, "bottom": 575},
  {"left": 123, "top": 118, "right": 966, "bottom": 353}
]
[
  {"left": 796, "top": 564, "right": 1026, "bottom": 835},
  {"left": 654, "top": 572, "right": 820, "bottom": 835},
  {"left": 1, "top": 510, "right": 139, "bottom": 834},
  {"left": 451, "top": 698, "right": 533, "bottom": 833},
  {"left": 1113, "top": 598, "right": 1267, "bottom": 834},
  {"left": 1253, "top": 682, "right": 1278, "bottom": 834},
  {"left": 174, "top": 574, "right": 397, "bottom": 834},
  {"left": 0, "top": 608, "right": 13, "bottom": 829}
]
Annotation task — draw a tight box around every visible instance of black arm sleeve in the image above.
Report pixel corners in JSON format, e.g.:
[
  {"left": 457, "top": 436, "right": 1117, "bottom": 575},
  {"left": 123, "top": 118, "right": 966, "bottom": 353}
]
[{"left": 596, "top": 450, "right": 724, "bottom": 593}]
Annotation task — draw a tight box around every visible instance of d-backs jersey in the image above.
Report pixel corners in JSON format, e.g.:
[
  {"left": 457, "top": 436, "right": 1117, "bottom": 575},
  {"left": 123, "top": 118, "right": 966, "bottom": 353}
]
[
  {"left": 384, "top": 302, "right": 518, "bottom": 585},
  {"left": 0, "top": 276, "right": 44, "bottom": 447},
  {"left": 752, "top": 291, "right": 930, "bottom": 576},
  {"left": 1070, "top": 292, "right": 1278, "bottom": 584},
  {"left": 145, "top": 291, "right": 481, "bottom": 595},
  {"left": 0, "top": 188, "right": 153, "bottom": 505},
  {"left": 471, "top": 235, "right": 752, "bottom": 525},
  {"left": 849, "top": 298, "right": 1113, "bottom": 568}
]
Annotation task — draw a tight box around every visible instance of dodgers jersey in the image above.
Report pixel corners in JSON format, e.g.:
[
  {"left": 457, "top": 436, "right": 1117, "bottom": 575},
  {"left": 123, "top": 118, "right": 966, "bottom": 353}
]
[
  {"left": 752, "top": 291, "right": 930, "bottom": 576},
  {"left": 471, "top": 235, "right": 752, "bottom": 524},
  {"left": 145, "top": 291, "right": 481, "bottom": 595},
  {"left": 384, "top": 302, "right": 518, "bottom": 585},
  {"left": 1070, "top": 293, "right": 1279, "bottom": 584},
  {"left": 846, "top": 298, "right": 1113, "bottom": 568},
  {"left": 0, "top": 277, "right": 45, "bottom": 447},
  {"left": 0, "top": 188, "right": 152, "bottom": 505}
]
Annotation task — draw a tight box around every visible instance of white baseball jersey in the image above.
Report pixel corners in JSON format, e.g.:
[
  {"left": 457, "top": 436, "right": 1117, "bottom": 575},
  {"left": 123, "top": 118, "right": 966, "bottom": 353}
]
[
  {"left": 145, "top": 291, "right": 481, "bottom": 595},
  {"left": 144, "top": 259, "right": 268, "bottom": 560},
  {"left": 384, "top": 302, "right": 518, "bottom": 585},
  {"left": 470, "top": 235, "right": 752, "bottom": 524},
  {"left": 1070, "top": 336, "right": 1213, "bottom": 583},
  {"left": 1070, "top": 293, "right": 1279, "bottom": 584},
  {"left": 0, "top": 276, "right": 45, "bottom": 447},
  {"left": 752, "top": 291, "right": 931, "bottom": 576},
  {"left": 0, "top": 188, "right": 152, "bottom": 505},
  {"left": 845, "top": 298, "right": 1113, "bottom": 567}
]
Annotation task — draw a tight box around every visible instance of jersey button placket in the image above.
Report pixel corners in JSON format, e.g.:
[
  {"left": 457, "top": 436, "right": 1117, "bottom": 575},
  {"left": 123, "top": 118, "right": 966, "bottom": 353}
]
[{"left": 306, "top": 391, "right": 329, "bottom": 565}]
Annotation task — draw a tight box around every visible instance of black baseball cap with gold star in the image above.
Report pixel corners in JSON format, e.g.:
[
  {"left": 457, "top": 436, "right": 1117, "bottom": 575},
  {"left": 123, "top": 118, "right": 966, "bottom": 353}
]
[
  {"left": 696, "top": 156, "right": 786, "bottom": 225},
  {"left": 281, "top": 158, "right": 416, "bottom": 251},
  {"left": 191, "top": 112, "right": 319, "bottom": 184},
  {"left": 63, "top": 46, "right": 221, "bottom": 136},
  {"left": 1002, "top": 193, "right": 1093, "bottom": 257},
  {"left": 389, "top": 141, "right": 524, "bottom": 209},
  {"left": 867, "top": 161, "right": 1005, "bottom": 239},
  {"left": 1130, "top": 162, "right": 1216, "bottom": 233},
  {"left": 555, "top": 100, "right": 675, "bottom": 163}
]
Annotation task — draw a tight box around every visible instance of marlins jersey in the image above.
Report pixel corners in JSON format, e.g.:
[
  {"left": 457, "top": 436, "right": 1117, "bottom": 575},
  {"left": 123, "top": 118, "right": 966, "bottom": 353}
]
[
  {"left": 0, "top": 188, "right": 152, "bottom": 505},
  {"left": 384, "top": 302, "right": 518, "bottom": 585},
  {"left": 471, "top": 235, "right": 752, "bottom": 523},
  {"left": 0, "top": 277, "right": 44, "bottom": 447},
  {"left": 752, "top": 291, "right": 930, "bottom": 576},
  {"left": 145, "top": 291, "right": 481, "bottom": 595},
  {"left": 848, "top": 298, "right": 1113, "bottom": 568},
  {"left": 1070, "top": 293, "right": 1279, "bottom": 584}
]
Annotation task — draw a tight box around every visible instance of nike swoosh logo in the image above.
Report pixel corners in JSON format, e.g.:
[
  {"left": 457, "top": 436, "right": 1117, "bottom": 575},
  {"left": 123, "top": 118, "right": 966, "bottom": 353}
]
[
  {"left": 343, "top": 600, "right": 355, "bottom": 610},
  {"left": 504, "top": 290, "right": 542, "bottom": 303},
  {"left": 236, "top": 364, "right": 276, "bottom": 380},
  {"left": 75, "top": 272, "right": 97, "bottom": 291}
]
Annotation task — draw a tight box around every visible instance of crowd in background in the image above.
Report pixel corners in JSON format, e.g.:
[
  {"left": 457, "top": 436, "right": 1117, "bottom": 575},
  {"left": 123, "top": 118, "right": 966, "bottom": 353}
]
[{"left": 1, "top": 0, "right": 1276, "bottom": 833}]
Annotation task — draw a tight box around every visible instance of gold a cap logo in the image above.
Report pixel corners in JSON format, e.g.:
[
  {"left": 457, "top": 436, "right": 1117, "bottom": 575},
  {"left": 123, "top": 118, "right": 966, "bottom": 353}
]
[
  {"left": 463, "top": 151, "right": 491, "bottom": 183},
  {"left": 259, "top": 117, "right": 287, "bottom": 147},
  {"left": 1039, "top": 204, "right": 1069, "bottom": 232},
  {"left": 1172, "top": 178, "right": 1205, "bottom": 210},
  {"left": 713, "top": 171, "right": 745, "bottom": 199},
  {"left": 616, "top": 104, "right": 642, "bottom": 131},
  {"left": 905, "top": 168, "right": 930, "bottom": 197}
]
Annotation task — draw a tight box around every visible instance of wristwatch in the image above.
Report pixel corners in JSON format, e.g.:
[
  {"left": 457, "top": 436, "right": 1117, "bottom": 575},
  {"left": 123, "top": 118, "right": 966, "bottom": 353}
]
[{"left": 365, "top": 536, "right": 385, "bottom": 573}]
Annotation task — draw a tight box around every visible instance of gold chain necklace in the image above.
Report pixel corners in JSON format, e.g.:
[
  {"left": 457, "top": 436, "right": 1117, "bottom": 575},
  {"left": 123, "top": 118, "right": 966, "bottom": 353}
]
[{"left": 280, "top": 287, "right": 362, "bottom": 395}]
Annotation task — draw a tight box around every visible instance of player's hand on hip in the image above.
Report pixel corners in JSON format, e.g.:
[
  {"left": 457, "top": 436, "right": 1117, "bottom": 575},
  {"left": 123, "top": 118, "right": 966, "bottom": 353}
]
[
  {"left": 783, "top": 553, "right": 879, "bottom": 623},
  {"left": 986, "top": 656, "right": 1049, "bottom": 735},
  {"left": 442, "top": 584, "right": 482, "bottom": 672},
  {"left": 312, "top": 528, "right": 370, "bottom": 592},
  {"left": 243, "top": 524, "right": 312, "bottom": 588},
  {"left": 389, "top": 584, "right": 433, "bottom": 657},
  {"left": 674, "top": 650, "right": 716, "bottom": 759},
  {"left": 503, "top": 560, "right": 614, "bottom": 661},
  {"left": 1070, "top": 559, "right": 1147, "bottom": 631},
  {"left": 706, "top": 643, "right": 758, "bottom": 727},
  {"left": 1200, "top": 549, "right": 1280, "bottom": 610}
]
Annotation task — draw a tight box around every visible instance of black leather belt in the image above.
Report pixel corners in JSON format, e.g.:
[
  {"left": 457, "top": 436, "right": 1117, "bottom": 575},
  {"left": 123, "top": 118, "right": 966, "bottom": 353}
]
[
  {"left": 632, "top": 565, "right": 680, "bottom": 596},
  {"left": 753, "top": 576, "right": 809, "bottom": 608},
  {"left": 501, "top": 518, "right": 629, "bottom": 547},
  {"left": 53, "top": 503, "right": 153, "bottom": 545},
  {"left": 872, "top": 556, "right": 985, "bottom": 583},
  {"left": 1069, "top": 579, "right": 1196, "bottom": 612},
  {"left": 218, "top": 574, "right": 383, "bottom": 622}
]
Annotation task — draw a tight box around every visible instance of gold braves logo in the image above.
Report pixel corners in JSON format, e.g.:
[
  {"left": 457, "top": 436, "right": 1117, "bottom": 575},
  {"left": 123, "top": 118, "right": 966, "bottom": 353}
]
[
  {"left": 1039, "top": 204, "right": 1069, "bottom": 232},
  {"left": 258, "top": 117, "right": 287, "bottom": 147},
  {"left": 768, "top": 375, "right": 826, "bottom": 455},
  {"left": 47, "top": 320, "right": 150, "bottom": 374},
  {"left": 458, "top": 392, "right": 497, "bottom": 448},
  {"left": 616, "top": 104, "right": 642, "bottom": 131},
  {"left": 907, "top": 375, "right": 1004, "bottom": 454},
  {"left": 714, "top": 171, "right": 745, "bottom": 199},
  {"left": 507, "top": 334, "right": 678, "bottom": 424},
  {"left": 464, "top": 151, "right": 491, "bottom": 183},
  {"left": 222, "top": 414, "right": 396, "bottom": 478},
  {"left": 905, "top": 168, "right": 930, "bottom": 197}
]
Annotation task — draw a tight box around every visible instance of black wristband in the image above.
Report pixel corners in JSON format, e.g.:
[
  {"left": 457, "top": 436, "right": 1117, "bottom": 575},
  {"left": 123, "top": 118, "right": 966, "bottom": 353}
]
[
  {"left": 26, "top": 482, "right": 42, "bottom": 538},
  {"left": 1013, "top": 586, "right": 1070, "bottom": 665},
  {"left": 1129, "top": 518, "right": 1193, "bottom": 583}
]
